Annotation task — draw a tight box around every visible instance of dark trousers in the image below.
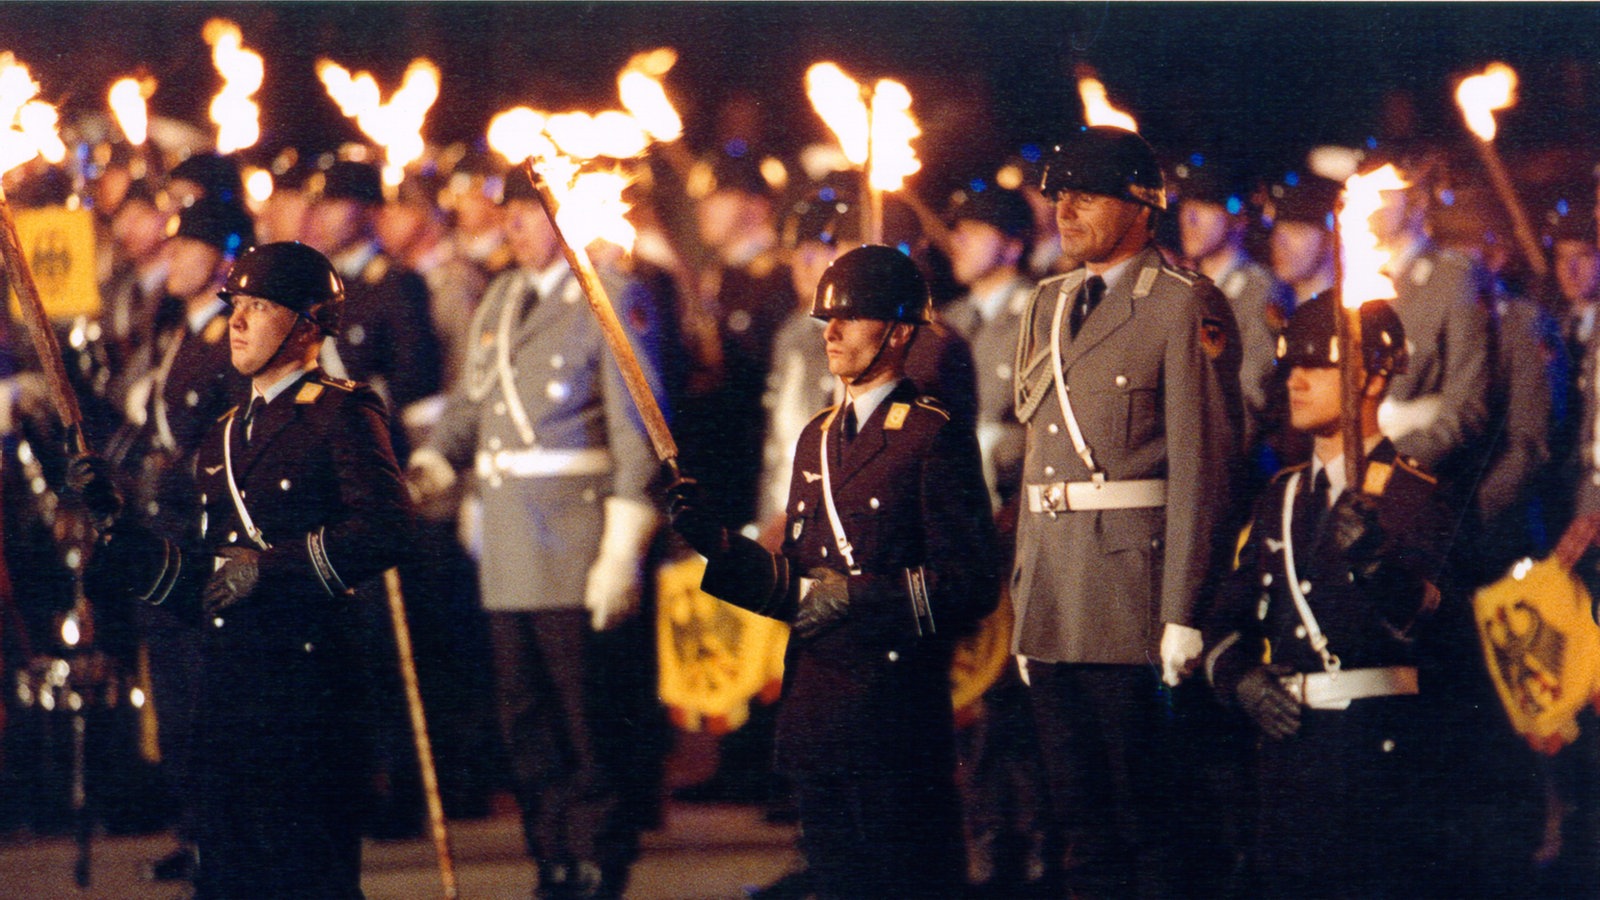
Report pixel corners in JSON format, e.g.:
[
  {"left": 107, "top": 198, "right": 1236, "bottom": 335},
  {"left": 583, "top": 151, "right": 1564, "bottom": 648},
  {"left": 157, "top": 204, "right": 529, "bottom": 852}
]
[
  {"left": 139, "top": 604, "right": 202, "bottom": 840},
  {"left": 1026, "top": 662, "right": 1177, "bottom": 899},
  {"left": 488, "top": 609, "right": 645, "bottom": 873},
  {"left": 794, "top": 768, "right": 965, "bottom": 900}
]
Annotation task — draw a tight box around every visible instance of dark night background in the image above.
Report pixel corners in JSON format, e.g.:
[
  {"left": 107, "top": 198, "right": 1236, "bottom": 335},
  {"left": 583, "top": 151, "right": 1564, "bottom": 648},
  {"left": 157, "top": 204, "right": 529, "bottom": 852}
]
[{"left": 3, "top": 3, "right": 1600, "bottom": 197}]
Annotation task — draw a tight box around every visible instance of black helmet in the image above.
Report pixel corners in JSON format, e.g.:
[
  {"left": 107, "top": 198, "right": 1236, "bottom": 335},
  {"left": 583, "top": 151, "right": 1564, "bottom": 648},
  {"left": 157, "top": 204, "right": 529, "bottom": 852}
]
[
  {"left": 1276, "top": 292, "right": 1407, "bottom": 377},
  {"left": 1265, "top": 173, "right": 1342, "bottom": 229},
  {"left": 781, "top": 177, "right": 859, "bottom": 249},
  {"left": 1040, "top": 126, "right": 1166, "bottom": 210},
  {"left": 812, "top": 245, "right": 931, "bottom": 324},
  {"left": 219, "top": 242, "right": 345, "bottom": 336},
  {"left": 317, "top": 160, "right": 384, "bottom": 206},
  {"left": 950, "top": 187, "right": 1035, "bottom": 242},
  {"left": 172, "top": 197, "right": 255, "bottom": 257},
  {"left": 169, "top": 152, "right": 245, "bottom": 205}
]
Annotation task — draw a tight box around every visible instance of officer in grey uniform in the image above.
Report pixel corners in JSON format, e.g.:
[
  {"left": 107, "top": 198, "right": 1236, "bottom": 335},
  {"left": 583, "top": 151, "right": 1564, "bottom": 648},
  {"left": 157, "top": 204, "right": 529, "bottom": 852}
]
[
  {"left": 1172, "top": 155, "right": 1294, "bottom": 451},
  {"left": 1010, "top": 126, "right": 1242, "bottom": 898},
  {"left": 407, "top": 172, "right": 665, "bottom": 900},
  {"left": 1366, "top": 158, "right": 1494, "bottom": 488}
]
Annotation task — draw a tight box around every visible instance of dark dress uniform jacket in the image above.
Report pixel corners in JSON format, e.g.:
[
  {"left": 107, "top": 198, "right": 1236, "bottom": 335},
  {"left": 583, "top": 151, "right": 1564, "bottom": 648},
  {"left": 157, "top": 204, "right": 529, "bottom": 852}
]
[
  {"left": 1011, "top": 245, "right": 1242, "bottom": 664},
  {"left": 1205, "top": 440, "right": 1452, "bottom": 897},
  {"left": 330, "top": 245, "right": 443, "bottom": 417},
  {"left": 189, "top": 369, "right": 409, "bottom": 898},
  {"left": 705, "top": 379, "right": 1000, "bottom": 775}
]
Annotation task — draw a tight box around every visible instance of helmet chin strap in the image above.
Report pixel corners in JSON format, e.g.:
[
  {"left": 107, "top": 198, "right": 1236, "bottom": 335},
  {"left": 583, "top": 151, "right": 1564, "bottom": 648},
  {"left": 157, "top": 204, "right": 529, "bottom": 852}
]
[
  {"left": 239, "top": 317, "right": 311, "bottom": 380},
  {"left": 840, "top": 320, "right": 899, "bottom": 391}
]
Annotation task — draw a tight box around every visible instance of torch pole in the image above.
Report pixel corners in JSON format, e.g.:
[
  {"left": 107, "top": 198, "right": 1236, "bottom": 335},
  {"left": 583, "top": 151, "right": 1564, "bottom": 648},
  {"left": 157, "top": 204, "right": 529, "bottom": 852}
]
[
  {"left": 524, "top": 162, "right": 680, "bottom": 471},
  {"left": 0, "top": 183, "right": 86, "bottom": 455},
  {"left": 1469, "top": 137, "right": 1549, "bottom": 279},
  {"left": 383, "top": 568, "right": 458, "bottom": 900},
  {"left": 1332, "top": 201, "right": 1365, "bottom": 489}
]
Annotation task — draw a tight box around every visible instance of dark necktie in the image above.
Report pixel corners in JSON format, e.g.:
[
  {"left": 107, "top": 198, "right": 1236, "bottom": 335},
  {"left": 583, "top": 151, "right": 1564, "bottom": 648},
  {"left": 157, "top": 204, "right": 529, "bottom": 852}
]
[
  {"left": 1307, "top": 467, "right": 1331, "bottom": 532},
  {"left": 1070, "top": 275, "right": 1106, "bottom": 338},
  {"left": 841, "top": 403, "right": 858, "bottom": 445},
  {"left": 241, "top": 396, "right": 261, "bottom": 444}
]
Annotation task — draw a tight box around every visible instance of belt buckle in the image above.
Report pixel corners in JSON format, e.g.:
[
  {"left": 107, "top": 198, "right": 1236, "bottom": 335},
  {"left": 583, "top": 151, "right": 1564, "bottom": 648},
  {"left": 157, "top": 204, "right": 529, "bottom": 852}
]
[
  {"left": 1043, "top": 482, "right": 1068, "bottom": 517},
  {"left": 1279, "top": 672, "right": 1306, "bottom": 706}
]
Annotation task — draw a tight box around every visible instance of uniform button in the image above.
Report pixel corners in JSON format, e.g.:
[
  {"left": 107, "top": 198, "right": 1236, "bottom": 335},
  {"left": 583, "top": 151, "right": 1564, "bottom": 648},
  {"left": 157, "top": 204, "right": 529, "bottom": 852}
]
[
  {"left": 1047, "top": 423, "right": 1059, "bottom": 435},
  {"left": 1044, "top": 466, "right": 1055, "bottom": 477},
  {"left": 200, "top": 493, "right": 207, "bottom": 505},
  {"left": 493, "top": 401, "right": 507, "bottom": 415},
  {"left": 1261, "top": 573, "right": 1273, "bottom": 587},
  {"left": 1294, "top": 625, "right": 1307, "bottom": 639},
  {"left": 550, "top": 354, "right": 565, "bottom": 369},
  {"left": 186, "top": 390, "right": 199, "bottom": 407},
  {"left": 280, "top": 479, "right": 291, "bottom": 491},
  {"left": 887, "top": 650, "right": 899, "bottom": 662},
  {"left": 581, "top": 488, "right": 598, "bottom": 503},
  {"left": 146, "top": 501, "right": 159, "bottom": 516},
  {"left": 997, "top": 363, "right": 1012, "bottom": 380},
  {"left": 546, "top": 381, "right": 570, "bottom": 401},
  {"left": 821, "top": 546, "right": 829, "bottom": 558},
  {"left": 228, "top": 531, "right": 238, "bottom": 543},
  {"left": 488, "top": 436, "right": 502, "bottom": 450},
  {"left": 1299, "top": 580, "right": 1312, "bottom": 594},
  {"left": 1381, "top": 739, "right": 1396, "bottom": 753},
  {"left": 1115, "top": 375, "right": 1128, "bottom": 388},
  {"left": 348, "top": 324, "right": 367, "bottom": 345},
  {"left": 1256, "top": 598, "right": 1269, "bottom": 620},
  {"left": 797, "top": 501, "right": 806, "bottom": 513},
  {"left": 213, "top": 617, "right": 224, "bottom": 628},
  {"left": 239, "top": 490, "right": 246, "bottom": 498},
  {"left": 1348, "top": 572, "right": 1356, "bottom": 583},
  {"left": 304, "top": 643, "right": 315, "bottom": 653},
  {"left": 728, "top": 310, "right": 752, "bottom": 333},
  {"left": 869, "top": 497, "right": 880, "bottom": 509}
]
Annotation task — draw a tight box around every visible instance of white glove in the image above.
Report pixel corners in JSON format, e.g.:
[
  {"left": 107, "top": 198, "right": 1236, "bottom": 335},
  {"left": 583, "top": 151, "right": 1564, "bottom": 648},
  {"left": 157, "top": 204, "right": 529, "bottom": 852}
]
[
  {"left": 584, "top": 496, "right": 662, "bottom": 631},
  {"left": 406, "top": 448, "right": 457, "bottom": 504},
  {"left": 1015, "top": 654, "right": 1031, "bottom": 687},
  {"left": 1160, "top": 623, "right": 1204, "bottom": 687}
]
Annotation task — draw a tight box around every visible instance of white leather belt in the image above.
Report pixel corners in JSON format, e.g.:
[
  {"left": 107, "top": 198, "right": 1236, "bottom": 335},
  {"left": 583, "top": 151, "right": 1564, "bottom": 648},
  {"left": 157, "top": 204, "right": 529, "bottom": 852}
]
[
  {"left": 1026, "top": 478, "right": 1166, "bottom": 513},
  {"left": 475, "top": 447, "right": 613, "bottom": 479},
  {"left": 1280, "top": 666, "right": 1419, "bottom": 710}
]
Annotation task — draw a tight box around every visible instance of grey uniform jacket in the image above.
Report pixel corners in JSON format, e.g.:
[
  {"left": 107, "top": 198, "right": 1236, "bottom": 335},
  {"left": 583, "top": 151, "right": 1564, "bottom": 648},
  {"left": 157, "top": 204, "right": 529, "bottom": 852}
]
[
  {"left": 1010, "top": 245, "right": 1242, "bottom": 664},
  {"left": 1380, "top": 243, "right": 1493, "bottom": 474},
  {"left": 945, "top": 276, "right": 1034, "bottom": 506},
  {"left": 427, "top": 265, "right": 665, "bottom": 611},
  {"left": 1212, "top": 257, "right": 1293, "bottom": 448}
]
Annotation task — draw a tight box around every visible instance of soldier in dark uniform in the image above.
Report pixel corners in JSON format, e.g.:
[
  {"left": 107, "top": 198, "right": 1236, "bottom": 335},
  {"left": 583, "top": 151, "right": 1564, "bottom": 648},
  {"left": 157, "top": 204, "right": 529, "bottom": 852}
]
[
  {"left": 302, "top": 159, "right": 442, "bottom": 427},
  {"left": 76, "top": 241, "right": 410, "bottom": 899},
  {"left": 1203, "top": 294, "right": 1455, "bottom": 899},
  {"left": 113, "top": 196, "right": 255, "bottom": 882},
  {"left": 1010, "top": 126, "right": 1242, "bottom": 898},
  {"left": 669, "top": 245, "right": 1000, "bottom": 900}
]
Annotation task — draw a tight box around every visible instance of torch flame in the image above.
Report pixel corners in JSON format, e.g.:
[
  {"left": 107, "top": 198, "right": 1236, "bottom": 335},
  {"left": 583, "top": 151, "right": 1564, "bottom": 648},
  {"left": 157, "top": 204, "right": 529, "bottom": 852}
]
[
  {"left": 1338, "top": 164, "right": 1410, "bottom": 309},
  {"left": 108, "top": 76, "right": 154, "bottom": 146},
  {"left": 618, "top": 48, "right": 682, "bottom": 143},
  {"left": 805, "top": 63, "right": 921, "bottom": 191},
  {"left": 0, "top": 54, "right": 64, "bottom": 175},
  {"left": 317, "top": 58, "right": 441, "bottom": 187},
  {"left": 1455, "top": 62, "right": 1518, "bottom": 142},
  {"left": 203, "top": 19, "right": 263, "bottom": 154},
  {"left": 1078, "top": 76, "right": 1139, "bottom": 132},
  {"left": 806, "top": 62, "right": 869, "bottom": 166}
]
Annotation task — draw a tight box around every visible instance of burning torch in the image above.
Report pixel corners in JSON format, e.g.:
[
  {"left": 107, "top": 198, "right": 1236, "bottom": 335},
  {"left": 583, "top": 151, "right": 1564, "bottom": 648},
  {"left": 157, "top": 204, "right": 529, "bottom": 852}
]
[
  {"left": 1077, "top": 67, "right": 1140, "bottom": 133},
  {"left": 203, "top": 19, "right": 263, "bottom": 156},
  {"left": 317, "top": 57, "right": 441, "bottom": 192},
  {"left": 1454, "top": 62, "right": 1548, "bottom": 279},
  {"left": 805, "top": 62, "right": 923, "bottom": 245},
  {"left": 1334, "top": 164, "right": 1409, "bottom": 487}
]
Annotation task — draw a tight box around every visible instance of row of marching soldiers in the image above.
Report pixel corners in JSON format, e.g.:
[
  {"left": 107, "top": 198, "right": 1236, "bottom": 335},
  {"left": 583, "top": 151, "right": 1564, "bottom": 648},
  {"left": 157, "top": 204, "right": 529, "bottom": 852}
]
[{"left": 0, "top": 117, "right": 1595, "bottom": 900}]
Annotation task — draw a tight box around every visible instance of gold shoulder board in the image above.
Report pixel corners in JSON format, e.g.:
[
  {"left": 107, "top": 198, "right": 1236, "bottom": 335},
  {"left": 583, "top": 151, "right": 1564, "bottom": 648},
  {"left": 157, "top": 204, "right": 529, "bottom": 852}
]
[
  {"left": 884, "top": 403, "right": 911, "bottom": 430},
  {"left": 295, "top": 383, "right": 325, "bottom": 404}
]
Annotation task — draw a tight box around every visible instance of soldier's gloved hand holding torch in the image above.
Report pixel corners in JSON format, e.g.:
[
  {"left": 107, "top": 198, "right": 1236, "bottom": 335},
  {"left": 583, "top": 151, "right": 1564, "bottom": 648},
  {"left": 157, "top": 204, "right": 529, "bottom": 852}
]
[
  {"left": 64, "top": 453, "right": 123, "bottom": 531},
  {"left": 1328, "top": 492, "right": 1385, "bottom": 577},
  {"left": 794, "top": 569, "right": 850, "bottom": 638},
  {"left": 1236, "top": 664, "right": 1302, "bottom": 740},
  {"left": 666, "top": 474, "right": 729, "bottom": 558},
  {"left": 204, "top": 547, "right": 261, "bottom": 615}
]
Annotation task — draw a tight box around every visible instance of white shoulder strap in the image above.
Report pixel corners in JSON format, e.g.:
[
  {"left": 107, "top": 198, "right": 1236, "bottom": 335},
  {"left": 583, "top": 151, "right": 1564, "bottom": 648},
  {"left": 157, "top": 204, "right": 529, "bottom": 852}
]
[
  {"left": 817, "top": 406, "right": 860, "bottom": 575},
  {"left": 1279, "top": 471, "right": 1339, "bottom": 674},
  {"left": 222, "top": 415, "right": 272, "bottom": 550},
  {"left": 494, "top": 282, "right": 537, "bottom": 445},
  {"left": 1049, "top": 280, "right": 1101, "bottom": 477}
]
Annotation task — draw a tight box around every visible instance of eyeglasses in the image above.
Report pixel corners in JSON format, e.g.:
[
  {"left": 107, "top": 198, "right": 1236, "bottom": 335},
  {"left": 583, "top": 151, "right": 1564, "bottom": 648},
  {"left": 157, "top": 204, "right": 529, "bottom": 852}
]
[{"left": 1051, "top": 191, "right": 1113, "bottom": 212}]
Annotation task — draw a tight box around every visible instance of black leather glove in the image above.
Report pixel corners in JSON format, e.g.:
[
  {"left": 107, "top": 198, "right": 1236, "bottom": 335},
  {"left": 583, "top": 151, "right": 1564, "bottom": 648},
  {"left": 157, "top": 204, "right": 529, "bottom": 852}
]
[
  {"left": 1236, "top": 664, "right": 1302, "bottom": 740},
  {"left": 203, "top": 546, "right": 262, "bottom": 615},
  {"left": 666, "top": 474, "right": 728, "bottom": 558},
  {"left": 793, "top": 567, "right": 850, "bottom": 638},
  {"left": 1328, "top": 491, "right": 1384, "bottom": 571},
  {"left": 65, "top": 453, "right": 123, "bottom": 529}
]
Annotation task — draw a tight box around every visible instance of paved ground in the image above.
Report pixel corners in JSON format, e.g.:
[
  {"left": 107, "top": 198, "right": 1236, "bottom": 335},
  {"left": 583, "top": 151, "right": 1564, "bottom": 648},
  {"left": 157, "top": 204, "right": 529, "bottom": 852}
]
[{"left": 0, "top": 804, "right": 805, "bottom": 900}]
